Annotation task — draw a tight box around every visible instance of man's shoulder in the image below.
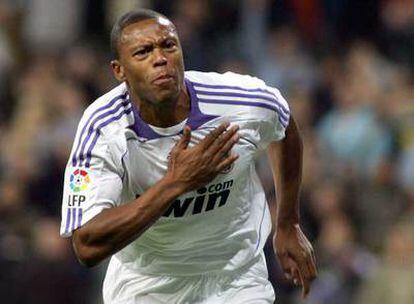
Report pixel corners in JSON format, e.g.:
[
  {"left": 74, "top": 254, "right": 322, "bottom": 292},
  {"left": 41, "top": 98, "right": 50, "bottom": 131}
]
[
  {"left": 185, "top": 70, "right": 289, "bottom": 121},
  {"left": 78, "top": 82, "right": 134, "bottom": 134},
  {"left": 185, "top": 70, "right": 268, "bottom": 90},
  {"left": 83, "top": 83, "right": 129, "bottom": 118}
]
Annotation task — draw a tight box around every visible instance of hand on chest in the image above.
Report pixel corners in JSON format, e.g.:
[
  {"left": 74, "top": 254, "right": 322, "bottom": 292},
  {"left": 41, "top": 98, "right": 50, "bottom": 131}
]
[{"left": 125, "top": 126, "right": 257, "bottom": 191}]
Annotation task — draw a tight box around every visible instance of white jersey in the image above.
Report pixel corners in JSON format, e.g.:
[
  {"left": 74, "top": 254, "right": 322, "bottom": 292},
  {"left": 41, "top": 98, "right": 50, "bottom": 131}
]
[{"left": 60, "top": 71, "right": 290, "bottom": 279}]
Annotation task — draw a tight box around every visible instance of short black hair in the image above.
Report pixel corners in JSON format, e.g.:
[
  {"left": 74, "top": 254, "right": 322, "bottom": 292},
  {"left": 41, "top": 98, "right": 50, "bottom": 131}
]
[{"left": 110, "top": 9, "right": 170, "bottom": 59}]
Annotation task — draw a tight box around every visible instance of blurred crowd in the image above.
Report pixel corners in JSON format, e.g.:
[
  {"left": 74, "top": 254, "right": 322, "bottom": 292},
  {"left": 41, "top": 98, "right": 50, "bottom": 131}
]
[{"left": 0, "top": 0, "right": 413, "bottom": 303}]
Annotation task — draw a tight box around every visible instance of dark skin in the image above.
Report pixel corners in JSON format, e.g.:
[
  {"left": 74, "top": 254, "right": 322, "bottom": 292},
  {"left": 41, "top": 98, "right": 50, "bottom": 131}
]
[
  {"left": 72, "top": 16, "right": 316, "bottom": 298},
  {"left": 111, "top": 17, "right": 188, "bottom": 127},
  {"left": 267, "top": 117, "right": 317, "bottom": 297}
]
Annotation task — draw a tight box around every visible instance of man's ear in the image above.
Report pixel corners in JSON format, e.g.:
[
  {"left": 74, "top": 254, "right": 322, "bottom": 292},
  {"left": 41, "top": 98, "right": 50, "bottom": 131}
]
[{"left": 111, "top": 60, "right": 126, "bottom": 82}]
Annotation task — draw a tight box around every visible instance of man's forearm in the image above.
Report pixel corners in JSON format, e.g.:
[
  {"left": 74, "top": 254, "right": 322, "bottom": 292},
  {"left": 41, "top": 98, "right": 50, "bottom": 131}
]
[
  {"left": 72, "top": 176, "right": 185, "bottom": 267},
  {"left": 267, "top": 116, "right": 303, "bottom": 228}
]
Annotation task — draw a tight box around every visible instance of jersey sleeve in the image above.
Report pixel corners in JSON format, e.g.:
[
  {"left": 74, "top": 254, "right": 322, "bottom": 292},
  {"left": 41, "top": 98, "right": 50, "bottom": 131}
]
[
  {"left": 256, "top": 85, "right": 290, "bottom": 148},
  {"left": 231, "top": 73, "right": 290, "bottom": 149},
  {"left": 186, "top": 71, "right": 291, "bottom": 150},
  {"left": 60, "top": 119, "right": 123, "bottom": 238}
]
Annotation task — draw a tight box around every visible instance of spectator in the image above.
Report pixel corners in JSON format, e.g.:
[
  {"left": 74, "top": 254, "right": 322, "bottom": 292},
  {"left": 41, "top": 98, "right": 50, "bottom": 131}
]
[{"left": 355, "top": 221, "right": 414, "bottom": 304}]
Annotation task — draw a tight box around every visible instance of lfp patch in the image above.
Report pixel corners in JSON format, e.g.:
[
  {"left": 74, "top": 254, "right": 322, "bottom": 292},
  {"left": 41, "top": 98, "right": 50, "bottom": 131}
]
[{"left": 70, "top": 169, "right": 90, "bottom": 192}]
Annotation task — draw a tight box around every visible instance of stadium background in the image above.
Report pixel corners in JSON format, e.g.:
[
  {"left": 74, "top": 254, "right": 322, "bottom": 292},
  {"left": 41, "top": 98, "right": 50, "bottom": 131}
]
[{"left": 0, "top": 0, "right": 413, "bottom": 303}]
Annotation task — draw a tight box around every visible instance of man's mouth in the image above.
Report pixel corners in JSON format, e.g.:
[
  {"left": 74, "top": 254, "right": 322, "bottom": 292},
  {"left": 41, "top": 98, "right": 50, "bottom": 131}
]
[{"left": 152, "top": 74, "right": 174, "bottom": 86}]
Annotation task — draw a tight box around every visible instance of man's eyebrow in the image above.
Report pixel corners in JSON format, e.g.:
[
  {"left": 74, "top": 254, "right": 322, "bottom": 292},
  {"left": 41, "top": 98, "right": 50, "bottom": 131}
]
[
  {"left": 158, "top": 35, "right": 178, "bottom": 43},
  {"left": 134, "top": 42, "right": 153, "bottom": 48},
  {"left": 126, "top": 38, "right": 154, "bottom": 49}
]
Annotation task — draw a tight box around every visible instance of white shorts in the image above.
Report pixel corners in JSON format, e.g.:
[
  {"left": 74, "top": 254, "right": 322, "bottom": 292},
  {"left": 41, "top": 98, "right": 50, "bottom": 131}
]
[{"left": 103, "top": 253, "right": 275, "bottom": 304}]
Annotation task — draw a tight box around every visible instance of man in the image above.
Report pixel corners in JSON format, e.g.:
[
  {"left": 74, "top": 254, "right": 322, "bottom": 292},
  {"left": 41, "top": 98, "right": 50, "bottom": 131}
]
[{"left": 60, "top": 9, "right": 317, "bottom": 304}]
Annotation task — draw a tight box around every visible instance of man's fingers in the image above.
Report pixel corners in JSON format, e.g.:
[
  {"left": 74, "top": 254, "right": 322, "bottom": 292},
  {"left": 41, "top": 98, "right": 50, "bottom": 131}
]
[
  {"left": 277, "top": 252, "right": 295, "bottom": 281},
  {"left": 310, "top": 248, "right": 318, "bottom": 277},
  {"left": 207, "top": 125, "right": 239, "bottom": 155},
  {"left": 289, "top": 262, "right": 310, "bottom": 298},
  {"left": 201, "top": 122, "right": 230, "bottom": 149},
  {"left": 288, "top": 264, "right": 310, "bottom": 298},
  {"left": 292, "top": 267, "right": 301, "bottom": 286},
  {"left": 307, "top": 249, "right": 318, "bottom": 280},
  {"left": 292, "top": 250, "right": 315, "bottom": 298},
  {"left": 299, "top": 269, "right": 310, "bottom": 298},
  {"left": 301, "top": 243, "right": 317, "bottom": 285},
  {"left": 211, "top": 133, "right": 239, "bottom": 164},
  {"left": 275, "top": 228, "right": 317, "bottom": 298},
  {"left": 278, "top": 250, "right": 312, "bottom": 295},
  {"left": 174, "top": 126, "right": 191, "bottom": 151},
  {"left": 216, "top": 153, "right": 239, "bottom": 172}
]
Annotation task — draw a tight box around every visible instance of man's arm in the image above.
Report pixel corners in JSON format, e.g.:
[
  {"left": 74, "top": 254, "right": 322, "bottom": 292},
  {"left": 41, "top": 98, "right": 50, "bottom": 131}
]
[
  {"left": 72, "top": 123, "right": 239, "bottom": 267},
  {"left": 266, "top": 116, "right": 317, "bottom": 297}
]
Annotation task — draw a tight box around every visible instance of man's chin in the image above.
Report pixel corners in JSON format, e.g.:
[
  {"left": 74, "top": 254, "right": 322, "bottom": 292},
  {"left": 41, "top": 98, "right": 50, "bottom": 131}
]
[{"left": 152, "top": 89, "right": 180, "bottom": 105}]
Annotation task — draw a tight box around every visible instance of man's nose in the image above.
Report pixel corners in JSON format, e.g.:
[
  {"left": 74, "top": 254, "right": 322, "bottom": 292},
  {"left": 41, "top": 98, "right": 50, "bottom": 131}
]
[{"left": 153, "top": 47, "right": 167, "bottom": 67}]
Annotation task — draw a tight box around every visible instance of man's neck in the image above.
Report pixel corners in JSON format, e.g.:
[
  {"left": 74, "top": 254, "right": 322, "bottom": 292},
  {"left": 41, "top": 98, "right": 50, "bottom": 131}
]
[{"left": 132, "top": 88, "right": 190, "bottom": 128}]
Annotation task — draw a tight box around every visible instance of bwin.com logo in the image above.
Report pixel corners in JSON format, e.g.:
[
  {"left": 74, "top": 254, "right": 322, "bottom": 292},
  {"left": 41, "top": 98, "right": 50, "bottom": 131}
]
[{"left": 163, "top": 179, "right": 234, "bottom": 217}]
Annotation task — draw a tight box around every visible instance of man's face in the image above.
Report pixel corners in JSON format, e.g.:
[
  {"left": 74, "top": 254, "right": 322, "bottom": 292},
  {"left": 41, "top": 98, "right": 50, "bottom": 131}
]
[{"left": 112, "top": 17, "right": 185, "bottom": 105}]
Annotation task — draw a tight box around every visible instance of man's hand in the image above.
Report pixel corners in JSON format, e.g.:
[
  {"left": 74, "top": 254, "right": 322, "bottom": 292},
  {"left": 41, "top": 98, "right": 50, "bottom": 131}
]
[
  {"left": 274, "top": 224, "right": 317, "bottom": 298},
  {"left": 166, "top": 122, "right": 239, "bottom": 192}
]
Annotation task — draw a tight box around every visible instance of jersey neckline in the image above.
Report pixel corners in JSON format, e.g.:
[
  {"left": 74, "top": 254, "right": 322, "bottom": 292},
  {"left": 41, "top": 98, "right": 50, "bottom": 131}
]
[
  {"left": 147, "top": 118, "right": 188, "bottom": 136},
  {"left": 129, "top": 77, "right": 218, "bottom": 140}
]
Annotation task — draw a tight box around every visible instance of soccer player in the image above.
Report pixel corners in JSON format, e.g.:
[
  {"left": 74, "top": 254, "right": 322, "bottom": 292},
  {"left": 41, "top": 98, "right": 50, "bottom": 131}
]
[{"left": 60, "top": 9, "right": 317, "bottom": 303}]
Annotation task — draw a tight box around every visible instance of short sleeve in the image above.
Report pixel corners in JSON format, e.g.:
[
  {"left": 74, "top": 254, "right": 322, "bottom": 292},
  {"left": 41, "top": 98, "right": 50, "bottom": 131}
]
[
  {"left": 186, "top": 71, "right": 291, "bottom": 151},
  {"left": 60, "top": 131, "right": 123, "bottom": 238},
  {"left": 262, "top": 86, "right": 290, "bottom": 141},
  {"left": 251, "top": 83, "right": 290, "bottom": 150},
  {"left": 224, "top": 72, "right": 291, "bottom": 146}
]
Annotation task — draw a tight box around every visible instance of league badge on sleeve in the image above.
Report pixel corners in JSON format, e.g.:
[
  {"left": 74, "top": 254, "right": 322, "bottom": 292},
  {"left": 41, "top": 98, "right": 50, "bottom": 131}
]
[{"left": 70, "top": 169, "right": 91, "bottom": 192}]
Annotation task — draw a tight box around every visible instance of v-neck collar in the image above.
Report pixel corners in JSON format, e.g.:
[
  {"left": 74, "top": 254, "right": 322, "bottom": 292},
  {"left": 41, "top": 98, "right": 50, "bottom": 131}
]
[{"left": 129, "top": 77, "right": 218, "bottom": 140}]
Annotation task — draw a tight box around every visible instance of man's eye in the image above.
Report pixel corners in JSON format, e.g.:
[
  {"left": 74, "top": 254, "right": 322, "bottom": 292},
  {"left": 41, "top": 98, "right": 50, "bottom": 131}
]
[
  {"left": 164, "top": 41, "right": 176, "bottom": 49},
  {"left": 134, "top": 48, "right": 150, "bottom": 57}
]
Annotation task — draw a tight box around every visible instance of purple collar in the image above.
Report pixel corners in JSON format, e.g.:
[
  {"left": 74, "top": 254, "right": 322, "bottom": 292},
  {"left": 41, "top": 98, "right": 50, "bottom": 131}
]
[{"left": 129, "top": 78, "right": 218, "bottom": 140}]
